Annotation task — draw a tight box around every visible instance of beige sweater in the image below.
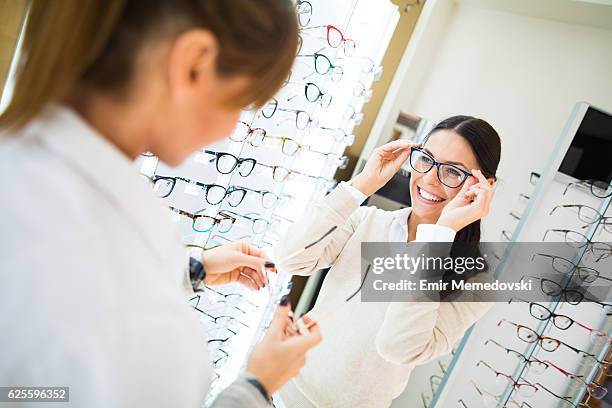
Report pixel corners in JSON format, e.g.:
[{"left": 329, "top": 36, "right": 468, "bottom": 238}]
[{"left": 274, "top": 184, "right": 491, "bottom": 407}]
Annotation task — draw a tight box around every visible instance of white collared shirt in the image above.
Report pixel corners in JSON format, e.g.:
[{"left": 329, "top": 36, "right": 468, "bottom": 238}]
[
  {"left": 0, "top": 106, "right": 210, "bottom": 407},
  {"left": 340, "top": 182, "right": 456, "bottom": 242}
]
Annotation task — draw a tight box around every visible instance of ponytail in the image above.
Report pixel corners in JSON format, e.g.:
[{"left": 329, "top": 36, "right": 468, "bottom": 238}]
[{"left": 0, "top": 0, "right": 125, "bottom": 130}]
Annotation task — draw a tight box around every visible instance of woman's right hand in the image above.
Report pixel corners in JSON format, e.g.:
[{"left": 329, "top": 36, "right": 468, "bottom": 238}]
[
  {"left": 246, "top": 302, "right": 321, "bottom": 396},
  {"left": 351, "top": 139, "right": 421, "bottom": 196}
]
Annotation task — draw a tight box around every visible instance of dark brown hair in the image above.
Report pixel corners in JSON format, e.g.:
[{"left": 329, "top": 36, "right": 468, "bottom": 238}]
[
  {"left": 423, "top": 115, "right": 502, "bottom": 300},
  {"left": 0, "top": 0, "right": 299, "bottom": 130},
  {"left": 423, "top": 115, "right": 502, "bottom": 245}
]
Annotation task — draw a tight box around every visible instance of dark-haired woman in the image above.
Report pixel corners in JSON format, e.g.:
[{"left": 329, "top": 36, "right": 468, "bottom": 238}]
[
  {"left": 0, "top": 1, "right": 320, "bottom": 407},
  {"left": 275, "top": 116, "right": 501, "bottom": 407}
]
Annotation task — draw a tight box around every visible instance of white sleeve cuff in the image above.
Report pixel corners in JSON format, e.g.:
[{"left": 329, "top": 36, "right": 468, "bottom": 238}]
[
  {"left": 339, "top": 181, "right": 367, "bottom": 205},
  {"left": 415, "top": 224, "right": 457, "bottom": 242}
]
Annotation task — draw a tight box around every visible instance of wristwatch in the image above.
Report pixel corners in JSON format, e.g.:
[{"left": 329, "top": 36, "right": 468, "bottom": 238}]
[{"left": 189, "top": 257, "right": 206, "bottom": 291}]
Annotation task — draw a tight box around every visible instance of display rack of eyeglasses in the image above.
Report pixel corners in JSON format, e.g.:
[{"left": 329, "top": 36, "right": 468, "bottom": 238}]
[
  {"left": 135, "top": 0, "right": 400, "bottom": 405},
  {"left": 418, "top": 102, "right": 612, "bottom": 408}
]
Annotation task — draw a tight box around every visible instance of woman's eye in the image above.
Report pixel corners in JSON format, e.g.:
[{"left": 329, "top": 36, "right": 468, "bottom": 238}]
[
  {"left": 445, "top": 167, "right": 463, "bottom": 179},
  {"left": 419, "top": 155, "right": 434, "bottom": 165}
]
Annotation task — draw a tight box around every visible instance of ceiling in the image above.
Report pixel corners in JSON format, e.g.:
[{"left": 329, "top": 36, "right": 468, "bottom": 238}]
[{"left": 456, "top": 0, "right": 612, "bottom": 30}]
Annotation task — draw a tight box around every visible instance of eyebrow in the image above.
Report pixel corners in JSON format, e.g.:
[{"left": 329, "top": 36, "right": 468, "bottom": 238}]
[{"left": 423, "top": 147, "right": 468, "bottom": 169}]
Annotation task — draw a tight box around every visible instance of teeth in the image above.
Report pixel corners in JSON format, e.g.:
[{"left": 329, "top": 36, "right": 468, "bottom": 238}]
[{"left": 419, "top": 187, "right": 443, "bottom": 202}]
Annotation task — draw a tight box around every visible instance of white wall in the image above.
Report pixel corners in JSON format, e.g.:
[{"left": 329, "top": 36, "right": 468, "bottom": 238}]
[{"left": 393, "top": 2, "right": 612, "bottom": 240}]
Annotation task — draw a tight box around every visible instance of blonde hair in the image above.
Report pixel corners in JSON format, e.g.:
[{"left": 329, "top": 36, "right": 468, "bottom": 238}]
[{"left": 1, "top": 0, "right": 298, "bottom": 130}]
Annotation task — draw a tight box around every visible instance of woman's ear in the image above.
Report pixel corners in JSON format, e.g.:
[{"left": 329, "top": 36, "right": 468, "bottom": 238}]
[{"left": 167, "top": 28, "right": 219, "bottom": 98}]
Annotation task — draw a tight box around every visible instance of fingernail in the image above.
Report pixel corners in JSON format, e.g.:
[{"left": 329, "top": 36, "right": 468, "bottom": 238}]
[
  {"left": 265, "top": 261, "right": 275, "bottom": 268},
  {"left": 280, "top": 295, "right": 290, "bottom": 306}
]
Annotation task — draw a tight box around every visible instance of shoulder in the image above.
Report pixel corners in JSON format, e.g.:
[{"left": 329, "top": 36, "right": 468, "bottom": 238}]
[
  {"left": 0, "top": 132, "right": 99, "bottom": 222},
  {"left": 349, "top": 204, "right": 408, "bottom": 227},
  {"left": 0, "top": 134, "right": 105, "bottom": 269}
]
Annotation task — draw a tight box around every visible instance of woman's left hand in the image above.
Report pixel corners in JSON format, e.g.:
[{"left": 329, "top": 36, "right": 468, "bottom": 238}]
[
  {"left": 436, "top": 169, "right": 495, "bottom": 232},
  {"left": 201, "top": 241, "right": 275, "bottom": 290}
]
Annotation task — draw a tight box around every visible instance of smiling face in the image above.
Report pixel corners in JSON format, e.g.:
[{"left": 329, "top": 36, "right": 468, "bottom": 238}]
[{"left": 409, "top": 129, "right": 481, "bottom": 221}]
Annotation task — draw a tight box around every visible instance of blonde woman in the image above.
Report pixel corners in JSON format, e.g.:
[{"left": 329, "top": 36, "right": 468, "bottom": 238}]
[
  {"left": 276, "top": 116, "right": 501, "bottom": 407},
  {"left": 0, "top": 1, "right": 319, "bottom": 407}
]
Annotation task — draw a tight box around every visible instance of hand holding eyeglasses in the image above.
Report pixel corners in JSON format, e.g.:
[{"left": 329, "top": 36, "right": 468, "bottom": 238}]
[
  {"left": 201, "top": 241, "right": 276, "bottom": 290},
  {"left": 247, "top": 300, "right": 321, "bottom": 395},
  {"left": 436, "top": 169, "right": 495, "bottom": 232},
  {"left": 351, "top": 139, "right": 422, "bottom": 196}
]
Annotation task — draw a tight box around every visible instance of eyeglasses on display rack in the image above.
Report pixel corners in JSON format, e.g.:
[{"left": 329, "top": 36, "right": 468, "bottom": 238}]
[
  {"left": 476, "top": 360, "right": 537, "bottom": 397},
  {"left": 336, "top": 56, "right": 383, "bottom": 80},
  {"left": 207, "top": 327, "right": 238, "bottom": 345},
  {"left": 541, "top": 229, "right": 612, "bottom": 260},
  {"left": 429, "top": 374, "right": 443, "bottom": 395},
  {"left": 509, "top": 211, "right": 522, "bottom": 221},
  {"left": 528, "top": 381, "right": 575, "bottom": 406},
  {"left": 260, "top": 98, "right": 279, "bottom": 119},
  {"left": 149, "top": 175, "right": 246, "bottom": 206},
  {"left": 233, "top": 185, "right": 280, "bottom": 209},
  {"left": 421, "top": 392, "right": 431, "bottom": 408},
  {"left": 254, "top": 162, "right": 291, "bottom": 182},
  {"left": 262, "top": 101, "right": 319, "bottom": 130},
  {"left": 509, "top": 298, "right": 610, "bottom": 341},
  {"left": 300, "top": 24, "right": 356, "bottom": 56},
  {"left": 531, "top": 253, "right": 612, "bottom": 284},
  {"left": 296, "top": 51, "right": 344, "bottom": 81},
  {"left": 299, "top": 149, "right": 349, "bottom": 169},
  {"left": 254, "top": 162, "right": 335, "bottom": 187},
  {"left": 564, "top": 178, "right": 612, "bottom": 198},
  {"left": 212, "top": 349, "right": 229, "bottom": 369},
  {"left": 521, "top": 275, "right": 612, "bottom": 313},
  {"left": 169, "top": 206, "right": 236, "bottom": 233},
  {"left": 535, "top": 359, "right": 608, "bottom": 399},
  {"left": 230, "top": 121, "right": 266, "bottom": 145},
  {"left": 344, "top": 105, "right": 364, "bottom": 125},
  {"left": 192, "top": 306, "right": 249, "bottom": 329},
  {"left": 205, "top": 233, "right": 264, "bottom": 251},
  {"left": 587, "top": 217, "right": 612, "bottom": 234},
  {"left": 276, "top": 108, "right": 319, "bottom": 130},
  {"left": 529, "top": 171, "right": 541, "bottom": 186},
  {"left": 470, "top": 380, "right": 531, "bottom": 408},
  {"left": 263, "top": 135, "right": 311, "bottom": 156},
  {"left": 550, "top": 204, "right": 611, "bottom": 227},
  {"left": 218, "top": 210, "right": 277, "bottom": 235},
  {"left": 497, "top": 319, "right": 607, "bottom": 363},
  {"left": 286, "top": 81, "right": 333, "bottom": 108},
  {"left": 501, "top": 230, "right": 513, "bottom": 242},
  {"left": 296, "top": 0, "right": 312, "bottom": 27},
  {"left": 409, "top": 147, "right": 474, "bottom": 188},
  {"left": 353, "top": 81, "right": 373, "bottom": 102},
  {"left": 204, "top": 286, "right": 259, "bottom": 310},
  {"left": 317, "top": 126, "right": 356, "bottom": 145},
  {"left": 201, "top": 150, "right": 256, "bottom": 177},
  {"left": 484, "top": 339, "right": 549, "bottom": 374},
  {"left": 189, "top": 293, "right": 249, "bottom": 317}
]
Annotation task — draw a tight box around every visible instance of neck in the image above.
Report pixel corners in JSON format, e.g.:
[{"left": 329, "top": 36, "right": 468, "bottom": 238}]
[
  {"left": 407, "top": 210, "right": 438, "bottom": 241},
  {"left": 66, "top": 91, "right": 151, "bottom": 160}
]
